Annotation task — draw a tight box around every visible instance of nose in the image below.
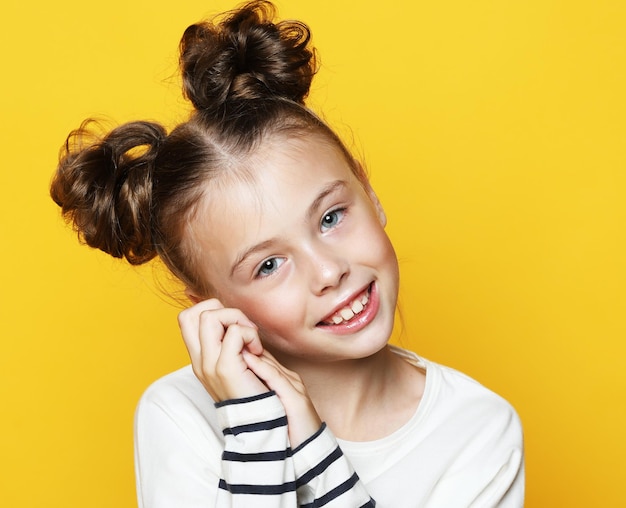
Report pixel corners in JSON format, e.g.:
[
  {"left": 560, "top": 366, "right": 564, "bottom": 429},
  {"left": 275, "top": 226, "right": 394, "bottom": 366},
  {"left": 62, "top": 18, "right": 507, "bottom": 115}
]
[{"left": 307, "top": 243, "right": 350, "bottom": 295}]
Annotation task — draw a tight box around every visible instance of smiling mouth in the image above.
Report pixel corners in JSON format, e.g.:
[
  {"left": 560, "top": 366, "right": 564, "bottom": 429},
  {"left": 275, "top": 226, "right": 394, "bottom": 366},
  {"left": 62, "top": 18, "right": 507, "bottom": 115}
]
[{"left": 318, "top": 284, "right": 372, "bottom": 326}]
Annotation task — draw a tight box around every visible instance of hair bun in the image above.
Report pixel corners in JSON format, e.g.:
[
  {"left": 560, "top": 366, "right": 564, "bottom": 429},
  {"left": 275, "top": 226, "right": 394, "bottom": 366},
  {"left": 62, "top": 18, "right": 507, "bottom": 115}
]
[
  {"left": 180, "top": 0, "right": 316, "bottom": 116},
  {"left": 50, "top": 120, "right": 166, "bottom": 265}
]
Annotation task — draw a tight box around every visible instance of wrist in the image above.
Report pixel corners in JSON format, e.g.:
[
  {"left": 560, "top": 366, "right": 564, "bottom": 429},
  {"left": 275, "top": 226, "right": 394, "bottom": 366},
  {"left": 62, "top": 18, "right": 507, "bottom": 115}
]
[{"left": 215, "top": 390, "right": 285, "bottom": 432}]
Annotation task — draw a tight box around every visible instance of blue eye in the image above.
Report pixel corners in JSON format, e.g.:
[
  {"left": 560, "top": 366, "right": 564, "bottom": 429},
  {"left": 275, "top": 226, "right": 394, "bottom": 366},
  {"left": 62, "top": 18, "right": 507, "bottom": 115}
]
[
  {"left": 321, "top": 209, "right": 345, "bottom": 231},
  {"left": 257, "top": 257, "right": 284, "bottom": 277}
]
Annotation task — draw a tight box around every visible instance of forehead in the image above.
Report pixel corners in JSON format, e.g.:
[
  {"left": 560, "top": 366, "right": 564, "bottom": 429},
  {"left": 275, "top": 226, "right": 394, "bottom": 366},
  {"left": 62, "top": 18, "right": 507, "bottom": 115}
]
[
  {"left": 190, "top": 134, "right": 358, "bottom": 264},
  {"left": 209, "top": 134, "right": 355, "bottom": 217}
]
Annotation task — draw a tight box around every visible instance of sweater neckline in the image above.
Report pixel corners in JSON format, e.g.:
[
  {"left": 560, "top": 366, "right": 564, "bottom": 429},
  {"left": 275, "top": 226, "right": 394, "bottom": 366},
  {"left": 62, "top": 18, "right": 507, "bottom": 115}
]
[{"left": 335, "top": 347, "right": 436, "bottom": 455}]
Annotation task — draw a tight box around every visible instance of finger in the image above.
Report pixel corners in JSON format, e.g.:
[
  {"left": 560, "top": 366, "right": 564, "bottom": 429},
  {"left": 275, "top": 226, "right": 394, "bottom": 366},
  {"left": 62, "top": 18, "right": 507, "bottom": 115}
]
[
  {"left": 181, "top": 303, "right": 258, "bottom": 362},
  {"left": 242, "top": 351, "right": 280, "bottom": 389},
  {"left": 217, "top": 324, "right": 263, "bottom": 371},
  {"left": 195, "top": 310, "right": 262, "bottom": 390},
  {"left": 180, "top": 298, "right": 225, "bottom": 323},
  {"left": 243, "top": 351, "right": 301, "bottom": 395},
  {"left": 210, "top": 326, "right": 267, "bottom": 399},
  {"left": 197, "top": 306, "right": 258, "bottom": 334},
  {"left": 178, "top": 299, "right": 225, "bottom": 361},
  {"left": 243, "top": 352, "right": 321, "bottom": 447},
  {"left": 197, "top": 307, "right": 262, "bottom": 359},
  {"left": 253, "top": 350, "right": 301, "bottom": 384}
]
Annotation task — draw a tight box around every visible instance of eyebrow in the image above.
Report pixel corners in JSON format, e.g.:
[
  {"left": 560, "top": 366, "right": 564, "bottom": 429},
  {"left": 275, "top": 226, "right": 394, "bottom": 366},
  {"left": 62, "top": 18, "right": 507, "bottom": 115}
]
[
  {"left": 306, "top": 179, "right": 347, "bottom": 221},
  {"left": 229, "top": 179, "right": 348, "bottom": 276}
]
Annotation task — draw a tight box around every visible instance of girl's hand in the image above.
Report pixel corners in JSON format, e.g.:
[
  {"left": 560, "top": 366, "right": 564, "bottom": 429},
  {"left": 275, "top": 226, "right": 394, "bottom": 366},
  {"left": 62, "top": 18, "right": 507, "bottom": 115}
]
[
  {"left": 243, "top": 350, "right": 323, "bottom": 448},
  {"left": 178, "top": 299, "right": 268, "bottom": 402}
]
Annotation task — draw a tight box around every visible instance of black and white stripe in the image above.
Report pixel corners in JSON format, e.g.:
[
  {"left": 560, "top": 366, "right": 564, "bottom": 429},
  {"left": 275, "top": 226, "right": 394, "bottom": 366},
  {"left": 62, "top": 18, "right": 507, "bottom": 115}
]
[{"left": 215, "top": 392, "right": 376, "bottom": 506}]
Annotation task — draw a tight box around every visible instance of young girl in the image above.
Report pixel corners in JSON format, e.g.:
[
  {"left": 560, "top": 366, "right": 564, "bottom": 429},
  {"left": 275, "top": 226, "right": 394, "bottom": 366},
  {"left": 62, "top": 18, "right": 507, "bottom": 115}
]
[{"left": 51, "top": 2, "right": 524, "bottom": 506}]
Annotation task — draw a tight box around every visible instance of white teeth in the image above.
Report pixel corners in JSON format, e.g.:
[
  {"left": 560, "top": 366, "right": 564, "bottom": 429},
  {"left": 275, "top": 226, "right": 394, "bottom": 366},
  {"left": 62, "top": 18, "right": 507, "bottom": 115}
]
[
  {"left": 323, "top": 287, "right": 371, "bottom": 325},
  {"left": 340, "top": 308, "right": 355, "bottom": 321},
  {"left": 351, "top": 300, "right": 364, "bottom": 314}
]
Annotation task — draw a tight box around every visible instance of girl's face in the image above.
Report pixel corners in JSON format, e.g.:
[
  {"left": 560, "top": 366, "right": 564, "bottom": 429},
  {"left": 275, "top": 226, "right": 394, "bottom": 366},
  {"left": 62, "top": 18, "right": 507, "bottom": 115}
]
[{"left": 189, "top": 134, "right": 399, "bottom": 365}]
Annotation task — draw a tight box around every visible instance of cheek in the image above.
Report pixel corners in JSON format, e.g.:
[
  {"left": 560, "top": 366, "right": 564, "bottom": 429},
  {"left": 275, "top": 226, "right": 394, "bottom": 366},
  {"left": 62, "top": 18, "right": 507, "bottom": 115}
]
[
  {"left": 226, "top": 287, "right": 307, "bottom": 340},
  {"left": 381, "top": 234, "right": 399, "bottom": 269},
  {"left": 365, "top": 228, "right": 400, "bottom": 290},
  {"left": 356, "top": 217, "right": 398, "bottom": 269}
]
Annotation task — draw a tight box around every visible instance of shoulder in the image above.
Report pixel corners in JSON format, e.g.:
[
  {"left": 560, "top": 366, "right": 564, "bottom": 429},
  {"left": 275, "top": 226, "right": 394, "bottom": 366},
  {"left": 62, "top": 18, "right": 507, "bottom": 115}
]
[
  {"left": 398, "top": 349, "right": 525, "bottom": 504},
  {"left": 135, "top": 365, "right": 221, "bottom": 437},
  {"left": 429, "top": 359, "right": 521, "bottom": 429},
  {"left": 426, "top": 360, "right": 525, "bottom": 505},
  {"left": 393, "top": 347, "right": 523, "bottom": 443},
  {"left": 134, "top": 368, "right": 228, "bottom": 505},
  {"left": 139, "top": 364, "right": 210, "bottom": 406}
]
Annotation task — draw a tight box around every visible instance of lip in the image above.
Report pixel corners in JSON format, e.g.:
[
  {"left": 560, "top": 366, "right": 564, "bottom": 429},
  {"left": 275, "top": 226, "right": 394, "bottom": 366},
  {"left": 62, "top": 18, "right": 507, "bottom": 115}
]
[{"left": 316, "top": 282, "right": 379, "bottom": 335}]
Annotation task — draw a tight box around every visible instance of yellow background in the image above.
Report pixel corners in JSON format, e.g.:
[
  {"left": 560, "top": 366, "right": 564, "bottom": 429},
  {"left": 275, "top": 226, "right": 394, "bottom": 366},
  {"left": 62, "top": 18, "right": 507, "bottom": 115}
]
[{"left": 1, "top": 0, "right": 624, "bottom": 506}]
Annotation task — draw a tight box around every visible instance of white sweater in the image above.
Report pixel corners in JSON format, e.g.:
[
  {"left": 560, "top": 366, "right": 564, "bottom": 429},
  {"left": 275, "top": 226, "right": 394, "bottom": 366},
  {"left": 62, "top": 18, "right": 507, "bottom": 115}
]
[{"left": 134, "top": 348, "right": 524, "bottom": 507}]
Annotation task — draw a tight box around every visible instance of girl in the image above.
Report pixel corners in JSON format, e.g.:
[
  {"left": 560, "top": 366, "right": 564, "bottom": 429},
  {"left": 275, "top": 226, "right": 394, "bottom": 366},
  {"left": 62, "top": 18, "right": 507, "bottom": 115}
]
[{"left": 51, "top": 2, "right": 524, "bottom": 506}]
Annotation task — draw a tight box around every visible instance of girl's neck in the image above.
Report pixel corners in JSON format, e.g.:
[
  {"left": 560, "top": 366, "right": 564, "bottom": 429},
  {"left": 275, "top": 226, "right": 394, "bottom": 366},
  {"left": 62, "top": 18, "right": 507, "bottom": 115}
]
[{"left": 275, "top": 345, "right": 426, "bottom": 441}]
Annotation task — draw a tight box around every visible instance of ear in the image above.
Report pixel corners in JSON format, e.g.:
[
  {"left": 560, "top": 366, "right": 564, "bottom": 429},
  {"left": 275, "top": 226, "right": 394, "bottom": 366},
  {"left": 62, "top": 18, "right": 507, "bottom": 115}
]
[
  {"left": 367, "top": 185, "right": 387, "bottom": 227},
  {"left": 353, "top": 159, "right": 387, "bottom": 227},
  {"left": 184, "top": 287, "right": 203, "bottom": 305}
]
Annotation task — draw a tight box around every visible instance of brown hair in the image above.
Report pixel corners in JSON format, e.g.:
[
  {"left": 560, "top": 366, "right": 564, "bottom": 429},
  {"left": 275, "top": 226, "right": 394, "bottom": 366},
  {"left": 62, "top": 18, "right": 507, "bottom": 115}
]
[{"left": 50, "top": 0, "right": 357, "bottom": 297}]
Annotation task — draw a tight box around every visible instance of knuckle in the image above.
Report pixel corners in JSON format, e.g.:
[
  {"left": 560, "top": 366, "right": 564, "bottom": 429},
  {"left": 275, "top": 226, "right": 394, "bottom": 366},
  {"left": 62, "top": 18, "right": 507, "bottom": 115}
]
[
  {"left": 191, "top": 364, "right": 205, "bottom": 381},
  {"left": 198, "top": 310, "right": 219, "bottom": 328},
  {"left": 227, "top": 323, "right": 241, "bottom": 333},
  {"left": 234, "top": 309, "right": 248, "bottom": 321},
  {"left": 177, "top": 308, "right": 190, "bottom": 325},
  {"left": 214, "top": 363, "right": 230, "bottom": 381},
  {"left": 206, "top": 298, "right": 224, "bottom": 309},
  {"left": 200, "top": 363, "right": 214, "bottom": 380}
]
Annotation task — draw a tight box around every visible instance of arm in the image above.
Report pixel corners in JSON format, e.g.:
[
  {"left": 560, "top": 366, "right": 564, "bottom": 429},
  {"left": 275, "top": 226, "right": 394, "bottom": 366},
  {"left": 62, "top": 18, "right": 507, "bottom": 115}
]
[
  {"left": 135, "top": 299, "right": 299, "bottom": 507},
  {"left": 214, "top": 391, "right": 376, "bottom": 507},
  {"left": 425, "top": 400, "right": 525, "bottom": 508},
  {"left": 134, "top": 382, "right": 298, "bottom": 507},
  {"left": 215, "top": 392, "right": 298, "bottom": 507},
  {"left": 135, "top": 383, "right": 375, "bottom": 507},
  {"left": 292, "top": 424, "right": 375, "bottom": 508},
  {"left": 134, "top": 375, "right": 223, "bottom": 508},
  {"left": 148, "top": 299, "right": 375, "bottom": 507},
  {"left": 242, "top": 351, "right": 375, "bottom": 507}
]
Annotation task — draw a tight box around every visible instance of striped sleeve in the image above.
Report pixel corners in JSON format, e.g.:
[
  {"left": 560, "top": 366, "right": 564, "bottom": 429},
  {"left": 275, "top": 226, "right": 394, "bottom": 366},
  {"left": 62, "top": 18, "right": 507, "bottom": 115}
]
[
  {"left": 292, "top": 424, "right": 376, "bottom": 507},
  {"left": 215, "top": 392, "right": 375, "bottom": 507},
  {"left": 215, "top": 391, "right": 297, "bottom": 507}
]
